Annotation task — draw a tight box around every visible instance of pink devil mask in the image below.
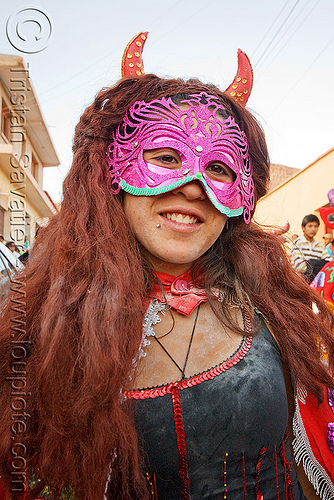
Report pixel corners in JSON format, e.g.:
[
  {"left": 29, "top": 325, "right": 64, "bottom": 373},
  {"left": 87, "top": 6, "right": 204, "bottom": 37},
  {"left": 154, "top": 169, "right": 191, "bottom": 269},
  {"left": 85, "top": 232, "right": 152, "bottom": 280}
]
[{"left": 106, "top": 92, "right": 254, "bottom": 223}]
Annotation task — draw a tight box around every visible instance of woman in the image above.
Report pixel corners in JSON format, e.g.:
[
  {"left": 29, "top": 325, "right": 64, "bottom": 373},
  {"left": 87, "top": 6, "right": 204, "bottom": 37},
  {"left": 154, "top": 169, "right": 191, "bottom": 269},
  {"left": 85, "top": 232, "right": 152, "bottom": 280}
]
[{"left": 0, "top": 33, "right": 334, "bottom": 500}]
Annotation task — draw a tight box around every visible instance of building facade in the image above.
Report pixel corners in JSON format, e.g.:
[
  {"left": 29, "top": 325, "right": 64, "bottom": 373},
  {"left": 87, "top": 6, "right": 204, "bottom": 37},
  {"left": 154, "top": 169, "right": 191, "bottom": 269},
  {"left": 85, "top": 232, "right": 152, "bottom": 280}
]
[
  {"left": 255, "top": 149, "right": 334, "bottom": 243},
  {"left": 0, "top": 54, "right": 59, "bottom": 251}
]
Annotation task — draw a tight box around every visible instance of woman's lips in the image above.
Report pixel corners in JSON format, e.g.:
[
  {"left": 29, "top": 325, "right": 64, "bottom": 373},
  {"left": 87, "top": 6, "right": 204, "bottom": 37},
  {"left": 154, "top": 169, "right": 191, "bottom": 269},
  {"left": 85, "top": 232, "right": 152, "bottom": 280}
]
[
  {"left": 158, "top": 212, "right": 202, "bottom": 232},
  {"left": 161, "top": 212, "right": 199, "bottom": 225}
]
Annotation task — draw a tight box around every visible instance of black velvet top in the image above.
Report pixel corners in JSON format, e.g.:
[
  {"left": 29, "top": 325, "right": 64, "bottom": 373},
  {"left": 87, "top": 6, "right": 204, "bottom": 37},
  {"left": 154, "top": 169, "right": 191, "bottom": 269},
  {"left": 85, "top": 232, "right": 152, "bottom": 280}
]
[{"left": 127, "top": 316, "right": 305, "bottom": 500}]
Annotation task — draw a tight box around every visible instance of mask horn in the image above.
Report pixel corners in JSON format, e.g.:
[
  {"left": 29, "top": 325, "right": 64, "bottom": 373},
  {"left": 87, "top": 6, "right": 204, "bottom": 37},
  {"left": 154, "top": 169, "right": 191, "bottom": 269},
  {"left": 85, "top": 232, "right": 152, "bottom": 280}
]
[
  {"left": 267, "top": 221, "right": 290, "bottom": 236},
  {"left": 121, "top": 35, "right": 253, "bottom": 107},
  {"left": 121, "top": 32, "right": 148, "bottom": 78},
  {"left": 225, "top": 49, "right": 253, "bottom": 106}
]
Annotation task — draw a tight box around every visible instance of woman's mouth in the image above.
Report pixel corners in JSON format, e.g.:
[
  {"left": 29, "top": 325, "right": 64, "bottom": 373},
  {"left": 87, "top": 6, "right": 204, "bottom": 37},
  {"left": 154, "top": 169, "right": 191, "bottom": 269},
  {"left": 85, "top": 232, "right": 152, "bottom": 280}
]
[{"left": 161, "top": 212, "right": 200, "bottom": 225}]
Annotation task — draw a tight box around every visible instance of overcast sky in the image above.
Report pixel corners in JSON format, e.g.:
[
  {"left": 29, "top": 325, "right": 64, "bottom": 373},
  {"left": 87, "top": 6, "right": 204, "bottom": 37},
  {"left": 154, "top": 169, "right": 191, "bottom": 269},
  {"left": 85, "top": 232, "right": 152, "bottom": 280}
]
[{"left": 1, "top": 0, "right": 333, "bottom": 203}]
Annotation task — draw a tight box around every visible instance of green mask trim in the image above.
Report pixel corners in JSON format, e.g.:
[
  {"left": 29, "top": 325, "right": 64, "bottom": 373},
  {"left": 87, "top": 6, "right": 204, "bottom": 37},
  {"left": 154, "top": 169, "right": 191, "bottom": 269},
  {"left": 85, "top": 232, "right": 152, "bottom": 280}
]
[{"left": 119, "top": 176, "right": 243, "bottom": 218}]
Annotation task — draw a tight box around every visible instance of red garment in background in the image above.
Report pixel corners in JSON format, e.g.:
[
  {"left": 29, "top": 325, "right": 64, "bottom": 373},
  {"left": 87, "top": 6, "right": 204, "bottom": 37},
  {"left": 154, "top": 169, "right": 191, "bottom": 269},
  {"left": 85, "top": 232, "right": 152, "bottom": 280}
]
[{"left": 311, "top": 261, "right": 334, "bottom": 305}]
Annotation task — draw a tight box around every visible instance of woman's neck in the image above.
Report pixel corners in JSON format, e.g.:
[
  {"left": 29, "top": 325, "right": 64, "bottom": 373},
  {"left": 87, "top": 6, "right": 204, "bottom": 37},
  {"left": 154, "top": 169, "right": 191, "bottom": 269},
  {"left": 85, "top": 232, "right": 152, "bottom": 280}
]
[{"left": 144, "top": 254, "right": 194, "bottom": 277}]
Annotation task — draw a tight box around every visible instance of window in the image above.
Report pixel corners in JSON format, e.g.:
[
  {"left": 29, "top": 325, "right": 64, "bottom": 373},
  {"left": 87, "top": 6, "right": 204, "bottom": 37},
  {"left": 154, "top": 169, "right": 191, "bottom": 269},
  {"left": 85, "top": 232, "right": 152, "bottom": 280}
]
[
  {"left": 1, "top": 100, "right": 10, "bottom": 142},
  {"left": 0, "top": 207, "right": 4, "bottom": 236},
  {"left": 35, "top": 222, "right": 41, "bottom": 238},
  {"left": 25, "top": 213, "right": 31, "bottom": 247},
  {"left": 31, "top": 153, "right": 38, "bottom": 179}
]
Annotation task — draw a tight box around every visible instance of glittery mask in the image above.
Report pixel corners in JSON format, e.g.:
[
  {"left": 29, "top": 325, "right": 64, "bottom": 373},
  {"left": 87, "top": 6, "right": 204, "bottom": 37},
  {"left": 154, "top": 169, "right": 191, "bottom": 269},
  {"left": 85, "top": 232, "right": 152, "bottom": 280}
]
[{"left": 106, "top": 92, "right": 254, "bottom": 223}]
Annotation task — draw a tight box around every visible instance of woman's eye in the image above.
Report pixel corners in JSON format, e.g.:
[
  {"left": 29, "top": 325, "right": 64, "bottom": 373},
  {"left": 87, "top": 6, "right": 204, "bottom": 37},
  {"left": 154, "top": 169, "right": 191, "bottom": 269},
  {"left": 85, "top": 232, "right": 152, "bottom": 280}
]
[
  {"left": 143, "top": 149, "right": 181, "bottom": 170},
  {"left": 206, "top": 162, "right": 235, "bottom": 182},
  {"left": 154, "top": 155, "right": 178, "bottom": 164},
  {"left": 207, "top": 164, "right": 225, "bottom": 174}
]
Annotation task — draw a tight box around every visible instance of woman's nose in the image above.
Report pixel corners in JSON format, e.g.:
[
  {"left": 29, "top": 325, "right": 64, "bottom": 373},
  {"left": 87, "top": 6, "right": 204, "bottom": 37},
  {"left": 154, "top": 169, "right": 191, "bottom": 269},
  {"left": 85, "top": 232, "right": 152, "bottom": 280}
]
[{"left": 172, "top": 180, "right": 207, "bottom": 201}]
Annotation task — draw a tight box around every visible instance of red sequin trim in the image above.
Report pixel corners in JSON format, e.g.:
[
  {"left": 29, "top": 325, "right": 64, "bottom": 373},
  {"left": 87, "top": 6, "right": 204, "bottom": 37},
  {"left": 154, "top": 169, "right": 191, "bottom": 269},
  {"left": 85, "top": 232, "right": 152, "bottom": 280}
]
[
  {"left": 223, "top": 452, "right": 228, "bottom": 499},
  {"left": 242, "top": 454, "right": 246, "bottom": 500},
  {"left": 255, "top": 447, "right": 267, "bottom": 500},
  {"left": 172, "top": 386, "right": 190, "bottom": 500},
  {"left": 274, "top": 447, "right": 279, "bottom": 500},
  {"left": 280, "top": 434, "right": 294, "bottom": 500},
  {"left": 125, "top": 335, "right": 252, "bottom": 400},
  {"left": 146, "top": 472, "right": 158, "bottom": 499}
]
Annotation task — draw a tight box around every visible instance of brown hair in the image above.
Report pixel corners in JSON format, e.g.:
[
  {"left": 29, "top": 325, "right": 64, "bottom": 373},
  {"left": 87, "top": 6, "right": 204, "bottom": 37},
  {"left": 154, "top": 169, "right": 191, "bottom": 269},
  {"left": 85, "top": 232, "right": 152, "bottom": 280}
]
[{"left": 0, "top": 75, "right": 333, "bottom": 500}]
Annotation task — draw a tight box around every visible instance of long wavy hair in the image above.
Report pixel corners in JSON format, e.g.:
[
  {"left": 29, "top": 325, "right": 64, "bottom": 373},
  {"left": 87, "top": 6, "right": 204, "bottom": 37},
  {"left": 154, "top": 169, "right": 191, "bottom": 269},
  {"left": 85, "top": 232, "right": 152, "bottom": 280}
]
[{"left": 0, "top": 75, "right": 333, "bottom": 500}]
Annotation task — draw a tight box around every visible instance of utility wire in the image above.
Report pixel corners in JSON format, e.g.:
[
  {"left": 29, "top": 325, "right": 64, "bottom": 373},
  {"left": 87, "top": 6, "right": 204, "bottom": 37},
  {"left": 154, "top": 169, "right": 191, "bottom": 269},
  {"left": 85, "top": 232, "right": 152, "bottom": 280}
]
[
  {"left": 257, "top": 0, "right": 319, "bottom": 75},
  {"left": 251, "top": 0, "right": 291, "bottom": 58},
  {"left": 148, "top": 0, "right": 218, "bottom": 46},
  {"left": 254, "top": 0, "right": 301, "bottom": 68},
  {"left": 39, "top": 0, "right": 219, "bottom": 181},
  {"left": 41, "top": 0, "right": 218, "bottom": 105},
  {"left": 39, "top": 0, "right": 186, "bottom": 97},
  {"left": 269, "top": 34, "right": 334, "bottom": 116}
]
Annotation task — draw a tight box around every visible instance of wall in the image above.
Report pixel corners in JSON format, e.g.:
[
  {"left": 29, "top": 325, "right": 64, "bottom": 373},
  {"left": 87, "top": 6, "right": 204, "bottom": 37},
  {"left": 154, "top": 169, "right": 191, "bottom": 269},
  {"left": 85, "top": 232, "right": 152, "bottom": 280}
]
[{"left": 255, "top": 148, "right": 334, "bottom": 242}]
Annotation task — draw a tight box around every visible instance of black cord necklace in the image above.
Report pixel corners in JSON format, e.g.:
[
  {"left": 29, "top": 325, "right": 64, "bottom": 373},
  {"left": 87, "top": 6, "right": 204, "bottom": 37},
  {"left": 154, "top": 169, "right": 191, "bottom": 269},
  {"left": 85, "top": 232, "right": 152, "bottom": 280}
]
[
  {"left": 155, "top": 308, "right": 175, "bottom": 340},
  {"left": 153, "top": 303, "right": 201, "bottom": 380}
]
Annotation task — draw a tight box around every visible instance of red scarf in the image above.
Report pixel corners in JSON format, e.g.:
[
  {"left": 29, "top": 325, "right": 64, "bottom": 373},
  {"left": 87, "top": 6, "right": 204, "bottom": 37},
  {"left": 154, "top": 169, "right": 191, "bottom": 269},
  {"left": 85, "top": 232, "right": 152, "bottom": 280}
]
[
  {"left": 293, "top": 381, "right": 334, "bottom": 487},
  {"left": 148, "top": 269, "right": 208, "bottom": 316}
]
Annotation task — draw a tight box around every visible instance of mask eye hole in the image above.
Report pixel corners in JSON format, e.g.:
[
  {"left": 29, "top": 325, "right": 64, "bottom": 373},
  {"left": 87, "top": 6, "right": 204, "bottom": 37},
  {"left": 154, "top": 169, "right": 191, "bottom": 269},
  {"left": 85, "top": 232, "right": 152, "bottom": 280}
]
[
  {"left": 206, "top": 162, "right": 236, "bottom": 183},
  {"left": 143, "top": 148, "right": 182, "bottom": 170}
]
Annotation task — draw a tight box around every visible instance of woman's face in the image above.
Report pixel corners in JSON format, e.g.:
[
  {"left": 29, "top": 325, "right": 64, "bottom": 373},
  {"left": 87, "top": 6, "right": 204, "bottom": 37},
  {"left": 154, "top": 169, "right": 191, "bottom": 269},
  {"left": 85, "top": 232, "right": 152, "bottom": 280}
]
[
  {"left": 107, "top": 92, "right": 254, "bottom": 224},
  {"left": 124, "top": 147, "right": 233, "bottom": 275}
]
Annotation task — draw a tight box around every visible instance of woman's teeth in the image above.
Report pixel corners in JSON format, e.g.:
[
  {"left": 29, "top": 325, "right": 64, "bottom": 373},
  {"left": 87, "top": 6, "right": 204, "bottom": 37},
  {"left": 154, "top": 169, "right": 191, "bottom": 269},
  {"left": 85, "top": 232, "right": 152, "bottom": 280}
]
[{"left": 162, "top": 213, "right": 199, "bottom": 224}]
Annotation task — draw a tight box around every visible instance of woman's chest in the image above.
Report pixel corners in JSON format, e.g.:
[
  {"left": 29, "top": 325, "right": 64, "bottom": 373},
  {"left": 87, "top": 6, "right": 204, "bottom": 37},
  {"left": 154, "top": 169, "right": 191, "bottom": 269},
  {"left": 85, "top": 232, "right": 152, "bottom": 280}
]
[{"left": 126, "top": 325, "right": 295, "bottom": 499}]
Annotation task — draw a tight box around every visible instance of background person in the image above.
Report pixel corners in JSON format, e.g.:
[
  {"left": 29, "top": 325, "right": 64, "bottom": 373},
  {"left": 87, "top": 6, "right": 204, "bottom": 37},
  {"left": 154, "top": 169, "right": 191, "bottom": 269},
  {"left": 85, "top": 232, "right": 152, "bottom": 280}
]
[
  {"left": 5, "top": 241, "right": 15, "bottom": 253},
  {"left": 5, "top": 241, "right": 21, "bottom": 259},
  {"left": 323, "top": 232, "right": 334, "bottom": 258},
  {"left": 323, "top": 233, "right": 333, "bottom": 247},
  {"left": 290, "top": 214, "right": 331, "bottom": 282},
  {"left": 0, "top": 240, "right": 23, "bottom": 305}
]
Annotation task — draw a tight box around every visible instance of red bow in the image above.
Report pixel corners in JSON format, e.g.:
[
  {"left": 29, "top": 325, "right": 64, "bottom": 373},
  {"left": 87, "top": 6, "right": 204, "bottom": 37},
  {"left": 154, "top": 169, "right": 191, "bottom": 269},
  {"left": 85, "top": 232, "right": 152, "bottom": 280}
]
[{"left": 148, "top": 269, "right": 207, "bottom": 316}]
